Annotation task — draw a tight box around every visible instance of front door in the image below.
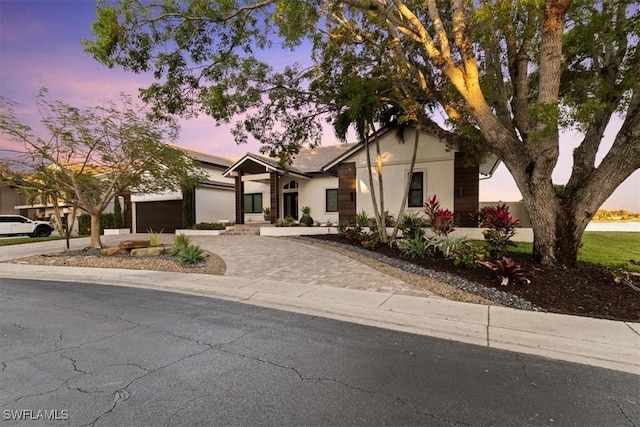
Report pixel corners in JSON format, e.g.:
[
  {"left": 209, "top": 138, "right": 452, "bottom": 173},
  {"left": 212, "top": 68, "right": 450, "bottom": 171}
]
[{"left": 283, "top": 192, "right": 298, "bottom": 220}]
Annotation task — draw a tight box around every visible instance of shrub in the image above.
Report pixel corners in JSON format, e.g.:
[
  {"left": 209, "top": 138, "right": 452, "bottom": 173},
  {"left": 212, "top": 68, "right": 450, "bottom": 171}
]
[
  {"left": 453, "top": 242, "right": 488, "bottom": 268},
  {"left": 78, "top": 214, "right": 91, "bottom": 236},
  {"left": 190, "top": 222, "right": 226, "bottom": 230},
  {"left": 478, "top": 204, "right": 520, "bottom": 255},
  {"left": 355, "top": 210, "right": 370, "bottom": 228},
  {"left": 338, "top": 224, "right": 365, "bottom": 242},
  {"left": 396, "top": 234, "right": 428, "bottom": 259},
  {"left": 177, "top": 245, "right": 205, "bottom": 266},
  {"left": 113, "top": 196, "right": 124, "bottom": 228},
  {"left": 147, "top": 229, "right": 163, "bottom": 247},
  {"left": 423, "top": 195, "right": 455, "bottom": 236},
  {"left": 479, "top": 256, "right": 530, "bottom": 286},
  {"left": 398, "top": 212, "right": 427, "bottom": 239},
  {"left": 100, "top": 213, "right": 115, "bottom": 231},
  {"left": 425, "top": 235, "right": 469, "bottom": 259},
  {"left": 170, "top": 233, "right": 192, "bottom": 256},
  {"left": 361, "top": 232, "right": 381, "bottom": 250},
  {"left": 275, "top": 217, "right": 297, "bottom": 227}
]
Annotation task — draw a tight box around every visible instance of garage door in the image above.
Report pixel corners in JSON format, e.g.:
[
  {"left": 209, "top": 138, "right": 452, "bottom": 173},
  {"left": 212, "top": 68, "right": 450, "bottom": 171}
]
[{"left": 136, "top": 200, "right": 182, "bottom": 233}]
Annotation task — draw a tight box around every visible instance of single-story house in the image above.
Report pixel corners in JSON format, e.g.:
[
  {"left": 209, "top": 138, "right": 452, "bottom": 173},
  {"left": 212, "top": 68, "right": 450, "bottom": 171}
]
[
  {"left": 223, "top": 126, "right": 500, "bottom": 226},
  {"left": 130, "top": 145, "right": 236, "bottom": 233}
]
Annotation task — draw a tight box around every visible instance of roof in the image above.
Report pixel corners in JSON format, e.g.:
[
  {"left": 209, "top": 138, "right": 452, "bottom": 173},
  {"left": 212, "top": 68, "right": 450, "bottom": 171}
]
[
  {"left": 223, "top": 144, "right": 356, "bottom": 177},
  {"left": 289, "top": 144, "right": 357, "bottom": 173},
  {"left": 169, "top": 144, "right": 234, "bottom": 168}
]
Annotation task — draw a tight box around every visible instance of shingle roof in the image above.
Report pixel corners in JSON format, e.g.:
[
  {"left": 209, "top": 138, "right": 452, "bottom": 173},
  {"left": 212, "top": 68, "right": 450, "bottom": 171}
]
[
  {"left": 290, "top": 143, "right": 357, "bottom": 173},
  {"left": 169, "top": 144, "right": 234, "bottom": 168}
]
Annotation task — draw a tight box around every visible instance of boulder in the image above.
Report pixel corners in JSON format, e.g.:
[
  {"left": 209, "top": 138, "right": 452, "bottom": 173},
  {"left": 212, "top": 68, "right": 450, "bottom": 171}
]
[
  {"left": 130, "top": 247, "right": 165, "bottom": 257},
  {"left": 119, "top": 240, "right": 151, "bottom": 250},
  {"left": 100, "top": 247, "right": 127, "bottom": 256}
]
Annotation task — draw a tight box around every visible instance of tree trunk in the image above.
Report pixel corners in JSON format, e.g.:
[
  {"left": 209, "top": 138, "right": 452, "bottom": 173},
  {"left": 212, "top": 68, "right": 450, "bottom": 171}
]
[
  {"left": 391, "top": 125, "right": 420, "bottom": 240},
  {"left": 364, "top": 133, "right": 383, "bottom": 239},
  {"left": 373, "top": 126, "right": 386, "bottom": 242},
  {"left": 89, "top": 213, "right": 103, "bottom": 249}
]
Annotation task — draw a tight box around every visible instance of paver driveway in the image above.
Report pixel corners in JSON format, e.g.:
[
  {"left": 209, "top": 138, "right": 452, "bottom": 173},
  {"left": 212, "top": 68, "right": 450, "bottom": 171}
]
[
  {"left": 191, "top": 235, "right": 434, "bottom": 296},
  {"left": 0, "top": 234, "right": 433, "bottom": 297}
]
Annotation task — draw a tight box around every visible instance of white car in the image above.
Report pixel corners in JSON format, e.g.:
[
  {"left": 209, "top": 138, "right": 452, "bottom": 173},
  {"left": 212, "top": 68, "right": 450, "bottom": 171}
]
[{"left": 0, "top": 215, "right": 55, "bottom": 237}]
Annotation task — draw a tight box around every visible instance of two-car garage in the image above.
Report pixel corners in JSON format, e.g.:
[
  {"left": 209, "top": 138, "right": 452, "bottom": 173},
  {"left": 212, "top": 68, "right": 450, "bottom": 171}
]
[{"left": 134, "top": 199, "right": 183, "bottom": 234}]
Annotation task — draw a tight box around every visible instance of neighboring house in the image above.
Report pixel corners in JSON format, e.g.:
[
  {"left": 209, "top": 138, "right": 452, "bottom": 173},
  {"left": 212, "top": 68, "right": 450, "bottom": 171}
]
[
  {"left": 131, "top": 145, "right": 235, "bottom": 233},
  {"left": 0, "top": 185, "right": 26, "bottom": 216},
  {"left": 224, "top": 126, "right": 500, "bottom": 226}
]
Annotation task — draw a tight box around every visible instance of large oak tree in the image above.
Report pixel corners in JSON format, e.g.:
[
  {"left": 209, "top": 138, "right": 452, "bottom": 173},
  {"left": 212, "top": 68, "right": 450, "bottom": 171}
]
[{"left": 85, "top": 0, "right": 640, "bottom": 266}]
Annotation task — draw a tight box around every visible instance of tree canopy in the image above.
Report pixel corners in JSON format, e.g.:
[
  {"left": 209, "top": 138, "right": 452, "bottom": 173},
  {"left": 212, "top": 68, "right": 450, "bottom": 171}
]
[
  {"left": 0, "top": 89, "right": 205, "bottom": 247},
  {"left": 84, "top": 0, "right": 640, "bottom": 266}
]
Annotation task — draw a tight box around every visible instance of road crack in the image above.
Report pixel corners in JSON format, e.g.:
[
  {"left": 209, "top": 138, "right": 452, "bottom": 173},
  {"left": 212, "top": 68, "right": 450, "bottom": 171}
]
[{"left": 612, "top": 398, "right": 638, "bottom": 427}]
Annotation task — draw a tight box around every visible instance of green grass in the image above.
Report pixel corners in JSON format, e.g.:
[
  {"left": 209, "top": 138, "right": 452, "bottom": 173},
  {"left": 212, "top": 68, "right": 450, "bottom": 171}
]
[
  {"left": 493, "top": 231, "right": 640, "bottom": 272},
  {"left": 0, "top": 236, "right": 66, "bottom": 246}
]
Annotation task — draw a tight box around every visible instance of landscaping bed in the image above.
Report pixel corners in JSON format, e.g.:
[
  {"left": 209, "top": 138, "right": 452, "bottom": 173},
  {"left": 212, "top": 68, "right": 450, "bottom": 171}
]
[
  {"left": 14, "top": 247, "right": 227, "bottom": 275},
  {"left": 307, "top": 234, "right": 640, "bottom": 322}
]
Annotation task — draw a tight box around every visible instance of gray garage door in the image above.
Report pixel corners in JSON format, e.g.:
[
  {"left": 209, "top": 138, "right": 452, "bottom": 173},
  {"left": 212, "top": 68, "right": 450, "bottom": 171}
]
[{"left": 136, "top": 200, "right": 182, "bottom": 233}]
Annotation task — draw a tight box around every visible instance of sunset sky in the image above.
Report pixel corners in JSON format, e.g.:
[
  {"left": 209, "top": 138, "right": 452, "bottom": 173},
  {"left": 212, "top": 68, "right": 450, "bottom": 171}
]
[{"left": 1, "top": 1, "right": 638, "bottom": 211}]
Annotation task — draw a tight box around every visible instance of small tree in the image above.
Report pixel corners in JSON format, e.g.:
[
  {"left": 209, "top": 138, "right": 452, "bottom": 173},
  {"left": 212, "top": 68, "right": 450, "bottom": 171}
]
[{"left": 0, "top": 90, "right": 205, "bottom": 248}]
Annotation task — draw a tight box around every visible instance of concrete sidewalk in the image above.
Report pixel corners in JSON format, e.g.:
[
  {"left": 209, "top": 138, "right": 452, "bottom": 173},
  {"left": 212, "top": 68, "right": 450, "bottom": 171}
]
[{"left": 0, "top": 263, "right": 638, "bottom": 375}]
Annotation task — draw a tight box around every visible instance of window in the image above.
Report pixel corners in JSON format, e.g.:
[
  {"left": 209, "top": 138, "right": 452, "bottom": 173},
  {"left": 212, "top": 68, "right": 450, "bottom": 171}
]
[
  {"left": 244, "top": 193, "right": 263, "bottom": 213},
  {"left": 326, "top": 189, "right": 338, "bottom": 212},
  {"left": 283, "top": 180, "right": 298, "bottom": 190},
  {"left": 408, "top": 172, "right": 424, "bottom": 207}
]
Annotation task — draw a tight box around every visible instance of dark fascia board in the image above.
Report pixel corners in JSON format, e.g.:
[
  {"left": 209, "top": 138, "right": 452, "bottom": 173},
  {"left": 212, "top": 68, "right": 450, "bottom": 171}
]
[
  {"left": 198, "top": 180, "right": 235, "bottom": 190},
  {"left": 222, "top": 153, "right": 310, "bottom": 179}
]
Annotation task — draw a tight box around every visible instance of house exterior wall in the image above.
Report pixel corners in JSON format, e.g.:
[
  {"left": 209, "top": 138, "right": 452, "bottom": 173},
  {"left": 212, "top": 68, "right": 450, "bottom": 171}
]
[
  {"left": 243, "top": 180, "right": 269, "bottom": 223},
  {"left": 0, "top": 186, "right": 23, "bottom": 214},
  {"left": 344, "top": 128, "right": 456, "bottom": 218},
  {"left": 298, "top": 175, "right": 340, "bottom": 224},
  {"left": 195, "top": 187, "right": 234, "bottom": 223}
]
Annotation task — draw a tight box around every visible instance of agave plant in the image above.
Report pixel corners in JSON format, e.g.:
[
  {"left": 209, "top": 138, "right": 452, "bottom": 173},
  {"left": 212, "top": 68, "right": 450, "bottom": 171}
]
[{"left": 479, "top": 256, "right": 530, "bottom": 286}]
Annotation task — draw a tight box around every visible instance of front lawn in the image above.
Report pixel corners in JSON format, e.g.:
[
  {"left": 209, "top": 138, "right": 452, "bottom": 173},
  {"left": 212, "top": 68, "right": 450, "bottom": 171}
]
[
  {"left": 504, "top": 231, "right": 640, "bottom": 272},
  {"left": 0, "top": 236, "right": 65, "bottom": 246}
]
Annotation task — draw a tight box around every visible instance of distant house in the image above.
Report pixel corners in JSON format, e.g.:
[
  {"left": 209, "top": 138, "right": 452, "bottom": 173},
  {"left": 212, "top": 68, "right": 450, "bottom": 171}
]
[
  {"left": 224, "top": 126, "right": 500, "bottom": 226},
  {"left": 130, "top": 145, "right": 236, "bottom": 233},
  {"left": 0, "top": 185, "right": 26, "bottom": 216}
]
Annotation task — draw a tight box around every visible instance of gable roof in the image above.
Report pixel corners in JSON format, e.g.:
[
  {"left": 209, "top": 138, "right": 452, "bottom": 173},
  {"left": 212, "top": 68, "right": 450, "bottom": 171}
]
[
  {"left": 223, "top": 152, "right": 310, "bottom": 179},
  {"left": 168, "top": 144, "right": 233, "bottom": 168},
  {"left": 223, "top": 144, "right": 357, "bottom": 177},
  {"left": 290, "top": 143, "right": 357, "bottom": 173}
]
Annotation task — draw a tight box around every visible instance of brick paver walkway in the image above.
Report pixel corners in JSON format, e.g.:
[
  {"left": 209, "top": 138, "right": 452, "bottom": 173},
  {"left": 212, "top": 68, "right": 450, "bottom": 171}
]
[{"left": 191, "top": 235, "right": 434, "bottom": 297}]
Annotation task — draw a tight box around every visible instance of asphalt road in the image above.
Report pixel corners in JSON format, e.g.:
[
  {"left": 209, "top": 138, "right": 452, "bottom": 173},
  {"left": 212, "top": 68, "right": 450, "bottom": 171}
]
[{"left": 1, "top": 279, "right": 638, "bottom": 426}]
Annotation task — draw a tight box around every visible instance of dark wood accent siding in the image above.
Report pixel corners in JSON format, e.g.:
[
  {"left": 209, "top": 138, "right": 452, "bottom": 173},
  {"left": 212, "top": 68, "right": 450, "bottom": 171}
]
[
  {"left": 338, "top": 162, "right": 357, "bottom": 225},
  {"left": 136, "top": 200, "right": 182, "bottom": 233},
  {"left": 453, "top": 153, "right": 480, "bottom": 227},
  {"left": 269, "top": 172, "right": 280, "bottom": 223},
  {"left": 235, "top": 174, "right": 244, "bottom": 224}
]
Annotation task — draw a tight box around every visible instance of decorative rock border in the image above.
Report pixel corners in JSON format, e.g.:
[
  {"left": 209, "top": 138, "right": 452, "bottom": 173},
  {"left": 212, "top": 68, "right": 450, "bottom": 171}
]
[{"left": 297, "top": 236, "right": 543, "bottom": 312}]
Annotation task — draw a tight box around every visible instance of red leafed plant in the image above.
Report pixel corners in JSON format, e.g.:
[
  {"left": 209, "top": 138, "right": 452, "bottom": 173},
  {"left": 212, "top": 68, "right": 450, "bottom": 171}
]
[
  {"left": 477, "top": 204, "right": 521, "bottom": 256},
  {"left": 479, "top": 256, "right": 531, "bottom": 286},
  {"left": 424, "top": 195, "right": 455, "bottom": 236}
]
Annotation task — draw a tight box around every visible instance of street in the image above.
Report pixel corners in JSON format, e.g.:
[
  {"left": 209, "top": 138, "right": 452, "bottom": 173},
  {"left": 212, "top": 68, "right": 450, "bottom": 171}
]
[{"left": 0, "top": 278, "right": 638, "bottom": 426}]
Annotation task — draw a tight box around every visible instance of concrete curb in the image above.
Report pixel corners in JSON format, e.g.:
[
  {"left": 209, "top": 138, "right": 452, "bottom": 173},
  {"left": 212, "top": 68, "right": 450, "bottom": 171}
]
[{"left": 0, "top": 263, "right": 638, "bottom": 375}]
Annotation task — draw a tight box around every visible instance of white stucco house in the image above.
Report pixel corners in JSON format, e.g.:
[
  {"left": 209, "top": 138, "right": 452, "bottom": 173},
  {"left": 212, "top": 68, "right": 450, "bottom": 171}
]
[
  {"left": 223, "top": 126, "right": 500, "bottom": 226},
  {"left": 129, "top": 145, "right": 236, "bottom": 233}
]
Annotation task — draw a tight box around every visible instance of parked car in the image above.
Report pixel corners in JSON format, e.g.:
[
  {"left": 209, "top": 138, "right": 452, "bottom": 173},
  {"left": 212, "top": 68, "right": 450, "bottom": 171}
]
[{"left": 0, "top": 215, "right": 55, "bottom": 237}]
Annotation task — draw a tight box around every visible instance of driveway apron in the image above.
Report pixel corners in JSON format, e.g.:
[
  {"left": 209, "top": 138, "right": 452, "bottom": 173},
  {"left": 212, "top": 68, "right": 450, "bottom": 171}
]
[{"left": 191, "top": 235, "right": 433, "bottom": 296}]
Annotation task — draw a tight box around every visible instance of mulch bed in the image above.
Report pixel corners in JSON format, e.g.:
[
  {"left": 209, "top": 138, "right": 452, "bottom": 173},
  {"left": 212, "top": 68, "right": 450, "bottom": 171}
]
[{"left": 309, "top": 235, "right": 640, "bottom": 322}]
